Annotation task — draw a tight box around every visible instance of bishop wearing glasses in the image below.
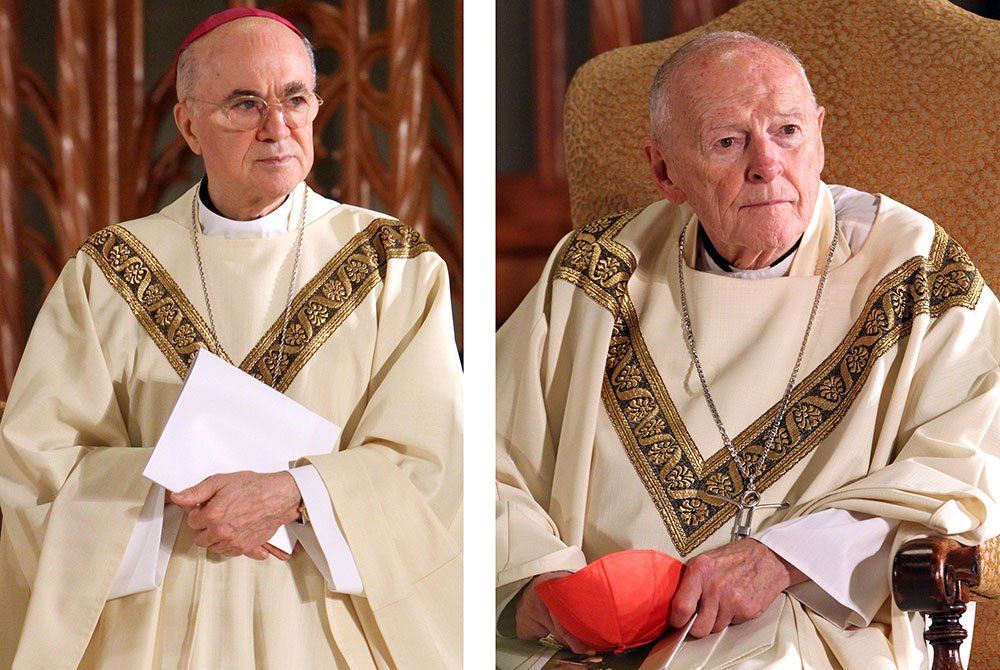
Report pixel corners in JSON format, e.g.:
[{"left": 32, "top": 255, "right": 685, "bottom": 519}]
[{"left": 0, "top": 8, "right": 463, "bottom": 669}]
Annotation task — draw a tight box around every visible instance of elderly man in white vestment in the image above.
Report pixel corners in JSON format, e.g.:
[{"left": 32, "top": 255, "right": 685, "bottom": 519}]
[
  {"left": 496, "top": 31, "right": 1000, "bottom": 669},
  {"left": 0, "top": 8, "right": 462, "bottom": 669}
]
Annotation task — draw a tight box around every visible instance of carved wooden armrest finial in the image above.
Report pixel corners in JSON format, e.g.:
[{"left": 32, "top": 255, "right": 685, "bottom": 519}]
[{"left": 893, "top": 537, "right": 980, "bottom": 670}]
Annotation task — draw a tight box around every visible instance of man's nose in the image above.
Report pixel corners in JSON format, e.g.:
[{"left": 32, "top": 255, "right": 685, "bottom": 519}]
[
  {"left": 257, "top": 105, "right": 291, "bottom": 140},
  {"left": 747, "top": 140, "right": 782, "bottom": 183}
]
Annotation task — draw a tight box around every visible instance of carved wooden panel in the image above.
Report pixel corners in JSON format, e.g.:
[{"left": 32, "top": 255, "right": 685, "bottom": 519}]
[{"left": 0, "top": 0, "right": 462, "bottom": 399}]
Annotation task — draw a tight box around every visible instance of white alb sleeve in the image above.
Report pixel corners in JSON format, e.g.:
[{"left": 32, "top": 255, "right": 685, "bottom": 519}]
[
  {"left": 287, "top": 464, "right": 364, "bottom": 595},
  {"left": 108, "top": 484, "right": 184, "bottom": 599},
  {"left": 753, "top": 508, "right": 896, "bottom": 627}
]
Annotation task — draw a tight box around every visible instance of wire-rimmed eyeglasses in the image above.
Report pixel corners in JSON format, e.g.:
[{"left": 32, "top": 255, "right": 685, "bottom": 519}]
[{"left": 187, "top": 92, "right": 324, "bottom": 130}]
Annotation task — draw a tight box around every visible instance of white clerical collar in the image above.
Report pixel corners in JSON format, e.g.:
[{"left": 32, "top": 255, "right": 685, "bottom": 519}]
[
  {"left": 696, "top": 228, "right": 798, "bottom": 279},
  {"left": 695, "top": 233, "right": 797, "bottom": 279},
  {"left": 197, "top": 186, "right": 292, "bottom": 239}
]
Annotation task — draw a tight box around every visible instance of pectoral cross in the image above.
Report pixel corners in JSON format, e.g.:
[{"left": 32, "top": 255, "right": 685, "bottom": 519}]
[{"left": 707, "top": 489, "right": 789, "bottom": 542}]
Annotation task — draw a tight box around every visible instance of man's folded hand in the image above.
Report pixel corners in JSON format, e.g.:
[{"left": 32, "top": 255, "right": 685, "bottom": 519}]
[
  {"left": 669, "top": 538, "right": 807, "bottom": 637},
  {"left": 171, "top": 470, "right": 301, "bottom": 560},
  {"left": 515, "top": 571, "right": 597, "bottom": 655}
]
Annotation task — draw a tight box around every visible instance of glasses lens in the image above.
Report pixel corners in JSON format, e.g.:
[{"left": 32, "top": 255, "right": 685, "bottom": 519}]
[
  {"left": 227, "top": 97, "right": 267, "bottom": 130},
  {"left": 224, "top": 94, "right": 320, "bottom": 130},
  {"left": 281, "top": 95, "right": 318, "bottom": 129}
]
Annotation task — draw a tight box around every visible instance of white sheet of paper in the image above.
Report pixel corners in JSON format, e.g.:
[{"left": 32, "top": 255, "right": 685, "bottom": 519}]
[
  {"left": 664, "top": 598, "right": 782, "bottom": 668},
  {"left": 639, "top": 615, "right": 697, "bottom": 670},
  {"left": 143, "top": 348, "right": 342, "bottom": 552}
]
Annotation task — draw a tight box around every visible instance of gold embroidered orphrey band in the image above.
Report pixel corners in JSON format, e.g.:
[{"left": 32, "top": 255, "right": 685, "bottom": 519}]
[
  {"left": 554, "top": 208, "right": 984, "bottom": 555},
  {"left": 79, "top": 218, "right": 434, "bottom": 392}
]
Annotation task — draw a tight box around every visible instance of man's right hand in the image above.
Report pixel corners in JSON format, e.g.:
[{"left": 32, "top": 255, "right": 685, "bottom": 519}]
[
  {"left": 515, "top": 571, "right": 597, "bottom": 655},
  {"left": 170, "top": 470, "right": 301, "bottom": 560},
  {"left": 668, "top": 538, "right": 806, "bottom": 638}
]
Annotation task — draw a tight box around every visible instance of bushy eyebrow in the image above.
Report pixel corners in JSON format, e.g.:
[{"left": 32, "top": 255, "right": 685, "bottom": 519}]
[
  {"left": 281, "top": 81, "right": 309, "bottom": 97},
  {"left": 223, "top": 89, "right": 262, "bottom": 102},
  {"left": 222, "top": 81, "right": 310, "bottom": 102}
]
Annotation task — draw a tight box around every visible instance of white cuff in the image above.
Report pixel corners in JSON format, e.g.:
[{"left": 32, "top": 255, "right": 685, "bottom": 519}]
[
  {"left": 753, "top": 508, "right": 895, "bottom": 627},
  {"left": 287, "top": 465, "right": 364, "bottom": 595},
  {"left": 108, "top": 484, "right": 183, "bottom": 599}
]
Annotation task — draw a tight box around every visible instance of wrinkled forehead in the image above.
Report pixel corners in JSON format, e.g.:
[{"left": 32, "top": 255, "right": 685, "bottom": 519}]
[{"left": 671, "top": 44, "right": 813, "bottom": 124}]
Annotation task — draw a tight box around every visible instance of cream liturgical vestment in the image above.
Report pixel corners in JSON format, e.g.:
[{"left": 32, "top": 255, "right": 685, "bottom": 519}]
[
  {"left": 496, "top": 184, "right": 1000, "bottom": 669},
  {"left": 0, "top": 183, "right": 463, "bottom": 669}
]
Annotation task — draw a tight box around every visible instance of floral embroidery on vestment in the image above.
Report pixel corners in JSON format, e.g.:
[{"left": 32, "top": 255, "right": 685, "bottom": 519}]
[
  {"left": 554, "top": 209, "right": 983, "bottom": 555},
  {"left": 79, "top": 219, "right": 433, "bottom": 391}
]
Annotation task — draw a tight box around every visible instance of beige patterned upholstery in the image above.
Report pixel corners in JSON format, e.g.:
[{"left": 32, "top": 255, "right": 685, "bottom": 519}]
[
  {"left": 563, "top": 1, "right": 1000, "bottom": 667},
  {"left": 974, "top": 537, "right": 1000, "bottom": 600},
  {"left": 971, "top": 537, "right": 1000, "bottom": 670},
  {"left": 564, "top": 0, "right": 1000, "bottom": 290}
]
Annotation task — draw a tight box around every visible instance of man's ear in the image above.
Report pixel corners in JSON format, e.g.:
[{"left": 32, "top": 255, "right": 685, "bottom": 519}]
[
  {"left": 174, "top": 102, "right": 203, "bottom": 156},
  {"left": 642, "top": 139, "right": 686, "bottom": 204},
  {"left": 815, "top": 105, "right": 826, "bottom": 172}
]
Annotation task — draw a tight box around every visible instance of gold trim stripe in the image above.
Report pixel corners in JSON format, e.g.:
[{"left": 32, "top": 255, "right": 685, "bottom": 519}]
[
  {"left": 80, "top": 227, "right": 229, "bottom": 377},
  {"left": 243, "top": 219, "right": 433, "bottom": 390},
  {"left": 556, "top": 211, "right": 984, "bottom": 555},
  {"left": 79, "top": 219, "right": 434, "bottom": 389},
  {"left": 553, "top": 208, "right": 642, "bottom": 313}
]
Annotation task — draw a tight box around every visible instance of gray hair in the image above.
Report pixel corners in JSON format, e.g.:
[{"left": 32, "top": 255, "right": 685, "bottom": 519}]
[
  {"left": 648, "top": 31, "right": 816, "bottom": 143},
  {"left": 176, "top": 33, "right": 317, "bottom": 102}
]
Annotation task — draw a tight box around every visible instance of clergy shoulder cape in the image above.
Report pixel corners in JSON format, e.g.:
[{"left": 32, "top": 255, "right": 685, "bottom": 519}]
[
  {"left": 0, "top": 183, "right": 463, "bottom": 669},
  {"left": 496, "top": 184, "right": 1000, "bottom": 669}
]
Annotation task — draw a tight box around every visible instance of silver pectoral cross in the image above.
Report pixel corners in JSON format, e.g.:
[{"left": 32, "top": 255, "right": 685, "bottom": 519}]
[{"left": 707, "top": 490, "right": 789, "bottom": 542}]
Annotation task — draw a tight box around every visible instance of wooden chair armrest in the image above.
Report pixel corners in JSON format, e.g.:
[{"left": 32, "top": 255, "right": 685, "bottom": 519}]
[
  {"left": 892, "top": 537, "right": 980, "bottom": 670},
  {"left": 893, "top": 537, "right": 979, "bottom": 611}
]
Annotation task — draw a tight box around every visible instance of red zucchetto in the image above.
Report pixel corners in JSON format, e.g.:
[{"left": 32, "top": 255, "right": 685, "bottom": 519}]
[
  {"left": 174, "top": 8, "right": 305, "bottom": 77},
  {"left": 534, "top": 549, "right": 685, "bottom": 653}
]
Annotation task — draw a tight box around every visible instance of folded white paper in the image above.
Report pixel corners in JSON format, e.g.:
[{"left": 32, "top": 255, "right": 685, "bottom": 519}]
[
  {"left": 143, "top": 348, "right": 342, "bottom": 552},
  {"left": 639, "top": 615, "right": 697, "bottom": 670}
]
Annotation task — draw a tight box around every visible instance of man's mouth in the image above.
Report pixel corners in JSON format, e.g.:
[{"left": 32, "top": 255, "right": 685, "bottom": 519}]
[
  {"left": 258, "top": 154, "right": 294, "bottom": 165},
  {"left": 743, "top": 200, "right": 789, "bottom": 208}
]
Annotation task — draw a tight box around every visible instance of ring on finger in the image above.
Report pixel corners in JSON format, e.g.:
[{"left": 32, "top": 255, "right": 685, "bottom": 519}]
[{"left": 538, "top": 633, "right": 565, "bottom": 649}]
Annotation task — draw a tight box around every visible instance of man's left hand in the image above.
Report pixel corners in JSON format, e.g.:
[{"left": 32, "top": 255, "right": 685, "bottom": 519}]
[
  {"left": 668, "top": 538, "right": 806, "bottom": 638},
  {"left": 171, "top": 471, "right": 301, "bottom": 560}
]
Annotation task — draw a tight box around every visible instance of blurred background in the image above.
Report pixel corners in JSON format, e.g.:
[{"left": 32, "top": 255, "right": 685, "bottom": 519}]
[
  {"left": 0, "top": 0, "right": 463, "bottom": 400},
  {"left": 496, "top": 0, "right": 1000, "bottom": 326}
]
